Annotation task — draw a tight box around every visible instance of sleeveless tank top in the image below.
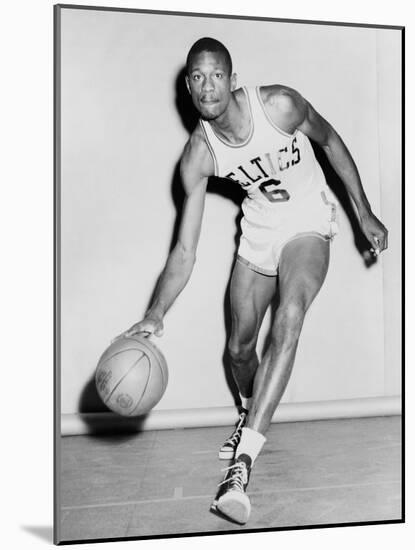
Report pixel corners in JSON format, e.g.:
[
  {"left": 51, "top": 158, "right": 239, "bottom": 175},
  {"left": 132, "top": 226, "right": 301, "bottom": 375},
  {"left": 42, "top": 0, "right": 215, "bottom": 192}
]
[{"left": 199, "top": 86, "right": 328, "bottom": 212}]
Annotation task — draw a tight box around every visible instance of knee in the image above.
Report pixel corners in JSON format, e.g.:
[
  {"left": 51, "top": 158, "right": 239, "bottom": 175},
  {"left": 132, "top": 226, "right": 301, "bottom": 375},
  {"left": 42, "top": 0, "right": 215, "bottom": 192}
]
[{"left": 228, "top": 337, "right": 257, "bottom": 366}]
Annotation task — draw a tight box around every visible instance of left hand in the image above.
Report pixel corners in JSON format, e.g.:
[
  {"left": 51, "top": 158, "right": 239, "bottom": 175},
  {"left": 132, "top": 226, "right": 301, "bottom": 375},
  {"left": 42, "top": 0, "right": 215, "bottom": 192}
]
[{"left": 360, "top": 212, "right": 388, "bottom": 255}]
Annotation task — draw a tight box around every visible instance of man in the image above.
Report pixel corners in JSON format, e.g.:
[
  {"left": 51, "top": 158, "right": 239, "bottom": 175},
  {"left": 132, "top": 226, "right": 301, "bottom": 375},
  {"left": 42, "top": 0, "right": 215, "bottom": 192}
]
[{"left": 119, "top": 37, "right": 388, "bottom": 524}]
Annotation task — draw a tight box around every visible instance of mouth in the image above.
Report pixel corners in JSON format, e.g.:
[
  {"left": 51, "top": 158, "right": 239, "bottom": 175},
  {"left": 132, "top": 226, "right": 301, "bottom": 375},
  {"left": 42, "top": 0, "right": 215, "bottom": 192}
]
[{"left": 200, "top": 98, "right": 219, "bottom": 105}]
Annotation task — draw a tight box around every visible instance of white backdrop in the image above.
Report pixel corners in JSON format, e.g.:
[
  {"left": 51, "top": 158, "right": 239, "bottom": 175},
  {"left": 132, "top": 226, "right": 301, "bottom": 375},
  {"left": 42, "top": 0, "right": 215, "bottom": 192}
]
[{"left": 59, "top": 9, "right": 401, "bottom": 414}]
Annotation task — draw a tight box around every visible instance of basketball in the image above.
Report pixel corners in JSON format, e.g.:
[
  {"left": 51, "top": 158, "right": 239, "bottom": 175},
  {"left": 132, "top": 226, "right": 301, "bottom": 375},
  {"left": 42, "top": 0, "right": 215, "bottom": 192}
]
[{"left": 95, "top": 335, "right": 168, "bottom": 417}]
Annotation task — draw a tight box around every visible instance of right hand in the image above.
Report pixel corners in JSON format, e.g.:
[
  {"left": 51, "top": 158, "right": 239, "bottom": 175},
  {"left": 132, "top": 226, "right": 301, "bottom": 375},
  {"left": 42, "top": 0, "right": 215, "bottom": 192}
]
[{"left": 112, "top": 316, "right": 164, "bottom": 343}]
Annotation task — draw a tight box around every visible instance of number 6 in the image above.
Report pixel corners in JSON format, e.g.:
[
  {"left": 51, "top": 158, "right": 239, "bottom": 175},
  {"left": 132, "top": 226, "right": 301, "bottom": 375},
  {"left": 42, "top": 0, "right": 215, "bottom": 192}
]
[{"left": 259, "top": 178, "right": 290, "bottom": 203}]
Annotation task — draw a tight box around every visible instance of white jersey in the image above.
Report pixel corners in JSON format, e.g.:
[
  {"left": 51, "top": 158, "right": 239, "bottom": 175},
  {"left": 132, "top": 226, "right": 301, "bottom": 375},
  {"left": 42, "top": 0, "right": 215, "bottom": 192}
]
[
  {"left": 200, "top": 86, "right": 329, "bottom": 203},
  {"left": 199, "top": 86, "right": 338, "bottom": 274}
]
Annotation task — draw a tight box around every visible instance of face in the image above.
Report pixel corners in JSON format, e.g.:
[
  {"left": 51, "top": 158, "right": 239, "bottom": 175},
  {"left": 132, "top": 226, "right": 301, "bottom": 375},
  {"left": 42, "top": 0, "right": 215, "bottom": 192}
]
[{"left": 185, "top": 51, "right": 237, "bottom": 120}]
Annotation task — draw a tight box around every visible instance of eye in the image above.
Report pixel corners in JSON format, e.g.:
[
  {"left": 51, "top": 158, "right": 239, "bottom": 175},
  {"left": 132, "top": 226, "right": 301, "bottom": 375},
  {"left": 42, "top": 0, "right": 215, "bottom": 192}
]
[
  {"left": 215, "top": 73, "right": 223, "bottom": 79},
  {"left": 192, "top": 74, "right": 201, "bottom": 81}
]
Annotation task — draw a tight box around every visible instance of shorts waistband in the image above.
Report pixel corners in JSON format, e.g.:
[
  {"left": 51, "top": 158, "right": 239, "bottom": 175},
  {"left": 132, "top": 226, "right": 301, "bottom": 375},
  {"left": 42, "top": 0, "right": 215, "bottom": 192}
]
[{"left": 236, "top": 255, "right": 278, "bottom": 276}]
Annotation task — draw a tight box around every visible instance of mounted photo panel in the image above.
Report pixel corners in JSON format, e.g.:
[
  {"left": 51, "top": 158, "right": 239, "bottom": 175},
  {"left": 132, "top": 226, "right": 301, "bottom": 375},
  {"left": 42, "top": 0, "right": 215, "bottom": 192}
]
[{"left": 54, "top": 4, "right": 403, "bottom": 545}]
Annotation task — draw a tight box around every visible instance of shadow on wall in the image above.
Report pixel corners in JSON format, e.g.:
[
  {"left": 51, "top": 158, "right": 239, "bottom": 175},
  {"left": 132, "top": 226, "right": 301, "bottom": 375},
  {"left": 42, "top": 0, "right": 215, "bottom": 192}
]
[
  {"left": 78, "top": 376, "right": 152, "bottom": 440},
  {"left": 168, "top": 67, "right": 245, "bottom": 254},
  {"left": 77, "top": 67, "right": 244, "bottom": 423},
  {"left": 77, "top": 69, "right": 379, "bottom": 420},
  {"left": 143, "top": 67, "right": 246, "bottom": 410},
  {"left": 171, "top": 67, "right": 246, "bottom": 408}
]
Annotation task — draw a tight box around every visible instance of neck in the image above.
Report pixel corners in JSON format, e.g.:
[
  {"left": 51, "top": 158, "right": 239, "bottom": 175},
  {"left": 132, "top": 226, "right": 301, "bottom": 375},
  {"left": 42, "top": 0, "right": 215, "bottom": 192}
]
[{"left": 209, "top": 91, "right": 250, "bottom": 144}]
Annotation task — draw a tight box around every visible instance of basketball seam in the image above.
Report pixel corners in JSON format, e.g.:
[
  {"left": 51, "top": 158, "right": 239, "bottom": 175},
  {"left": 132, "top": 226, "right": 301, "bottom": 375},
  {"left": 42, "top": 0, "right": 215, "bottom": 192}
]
[
  {"left": 97, "top": 348, "right": 145, "bottom": 368},
  {"left": 154, "top": 346, "right": 168, "bottom": 391},
  {"left": 127, "top": 335, "right": 167, "bottom": 416},
  {"left": 130, "top": 337, "right": 168, "bottom": 391},
  {"left": 98, "top": 336, "right": 167, "bottom": 416},
  {"left": 105, "top": 353, "right": 149, "bottom": 408},
  {"left": 130, "top": 360, "right": 152, "bottom": 416}
]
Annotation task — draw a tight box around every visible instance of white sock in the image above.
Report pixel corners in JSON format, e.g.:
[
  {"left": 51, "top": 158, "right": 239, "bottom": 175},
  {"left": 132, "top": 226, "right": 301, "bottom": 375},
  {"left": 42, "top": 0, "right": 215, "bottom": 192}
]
[
  {"left": 236, "top": 427, "right": 266, "bottom": 464},
  {"left": 239, "top": 394, "right": 252, "bottom": 412}
]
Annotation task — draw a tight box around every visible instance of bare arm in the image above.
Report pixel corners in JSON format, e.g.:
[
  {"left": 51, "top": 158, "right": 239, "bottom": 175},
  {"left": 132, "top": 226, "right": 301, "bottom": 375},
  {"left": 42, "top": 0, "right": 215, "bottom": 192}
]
[
  {"left": 268, "top": 88, "right": 388, "bottom": 253},
  {"left": 118, "top": 130, "right": 214, "bottom": 338},
  {"left": 298, "top": 100, "right": 373, "bottom": 218},
  {"left": 146, "top": 166, "right": 208, "bottom": 323}
]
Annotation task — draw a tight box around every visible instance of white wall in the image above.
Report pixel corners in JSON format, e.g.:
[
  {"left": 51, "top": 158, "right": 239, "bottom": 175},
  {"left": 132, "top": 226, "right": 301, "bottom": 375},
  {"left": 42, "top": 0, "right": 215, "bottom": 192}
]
[
  {"left": 376, "top": 29, "right": 402, "bottom": 396},
  {"left": 59, "top": 8, "right": 401, "bottom": 414}
]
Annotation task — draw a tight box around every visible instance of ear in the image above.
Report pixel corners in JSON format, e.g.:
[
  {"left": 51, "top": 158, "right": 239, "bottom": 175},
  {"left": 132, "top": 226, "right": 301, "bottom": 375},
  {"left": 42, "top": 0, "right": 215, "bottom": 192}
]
[
  {"left": 185, "top": 75, "right": 191, "bottom": 94},
  {"left": 230, "top": 73, "right": 237, "bottom": 92}
]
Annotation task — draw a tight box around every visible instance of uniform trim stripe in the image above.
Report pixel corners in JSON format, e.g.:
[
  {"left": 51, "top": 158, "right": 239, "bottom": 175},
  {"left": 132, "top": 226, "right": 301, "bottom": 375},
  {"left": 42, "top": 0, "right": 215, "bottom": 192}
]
[
  {"left": 321, "top": 190, "right": 337, "bottom": 222},
  {"left": 236, "top": 254, "right": 277, "bottom": 276},
  {"left": 199, "top": 119, "right": 219, "bottom": 176}
]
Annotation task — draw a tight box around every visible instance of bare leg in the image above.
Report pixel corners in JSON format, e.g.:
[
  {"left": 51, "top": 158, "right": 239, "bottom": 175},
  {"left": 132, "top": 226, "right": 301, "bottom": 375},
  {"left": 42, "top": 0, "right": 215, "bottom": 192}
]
[
  {"left": 216, "top": 237, "right": 329, "bottom": 524},
  {"left": 246, "top": 235, "right": 330, "bottom": 434},
  {"left": 228, "top": 260, "right": 276, "bottom": 399}
]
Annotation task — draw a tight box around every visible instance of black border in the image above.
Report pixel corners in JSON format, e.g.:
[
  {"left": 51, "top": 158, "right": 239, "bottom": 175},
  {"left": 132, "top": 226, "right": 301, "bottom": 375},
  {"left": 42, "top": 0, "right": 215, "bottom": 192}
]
[
  {"left": 401, "top": 27, "right": 406, "bottom": 525},
  {"left": 56, "top": 3, "right": 404, "bottom": 29},
  {"left": 54, "top": 4, "right": 62, "bottom": 546},
  {"left": 53, "top": 3, "right": 405, "bottom": 546}
]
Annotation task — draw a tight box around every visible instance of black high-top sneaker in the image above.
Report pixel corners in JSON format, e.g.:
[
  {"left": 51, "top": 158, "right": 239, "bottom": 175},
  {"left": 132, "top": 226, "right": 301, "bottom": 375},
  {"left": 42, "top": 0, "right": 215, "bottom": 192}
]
[
  {"left": 215, "top": 453, "right": 252, "bottom": 524},
  {"left": 218, "top": 411, "right": 247, "bottom": 460}
]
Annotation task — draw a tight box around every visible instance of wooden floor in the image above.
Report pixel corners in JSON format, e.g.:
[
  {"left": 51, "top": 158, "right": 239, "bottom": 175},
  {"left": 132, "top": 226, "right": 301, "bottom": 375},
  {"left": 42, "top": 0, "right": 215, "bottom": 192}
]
[{"left": 58, "top": 416, "right": 402, "bottom": 543}]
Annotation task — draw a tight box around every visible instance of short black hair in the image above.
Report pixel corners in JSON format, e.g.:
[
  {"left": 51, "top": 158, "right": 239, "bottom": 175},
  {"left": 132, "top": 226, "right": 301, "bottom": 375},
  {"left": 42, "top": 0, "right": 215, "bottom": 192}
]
[{"left": 186, "top": 37, "right": 233, "bottom": 76}]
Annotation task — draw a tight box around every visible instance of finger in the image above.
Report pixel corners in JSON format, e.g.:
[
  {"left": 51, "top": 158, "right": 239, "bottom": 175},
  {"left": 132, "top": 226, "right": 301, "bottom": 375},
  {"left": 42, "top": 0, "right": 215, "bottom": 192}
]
[
  {"left": 126, "top": 328, "right": 153, "bottom": 338},
  {"left": 369, "top": 238, "right": 380, "bottom": 256},
  {"left": 114, "top": 327, "right": 141, "bottom": 341},
  {"left": 376, "top": 233, "right": 388, "bottom": 253},
  {"left": 373, "top": 235, "right": 386, "bottom": 255},
  {"left": 130, "top": 326, "right": 155, "bottom": 337}
]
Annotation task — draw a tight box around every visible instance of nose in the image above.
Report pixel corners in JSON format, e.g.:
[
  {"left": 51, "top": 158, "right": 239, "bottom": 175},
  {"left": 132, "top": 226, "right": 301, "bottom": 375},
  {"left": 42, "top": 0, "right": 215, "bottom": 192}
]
[{"left": 202, "top": 76, "right": 214, "bottom": 92}]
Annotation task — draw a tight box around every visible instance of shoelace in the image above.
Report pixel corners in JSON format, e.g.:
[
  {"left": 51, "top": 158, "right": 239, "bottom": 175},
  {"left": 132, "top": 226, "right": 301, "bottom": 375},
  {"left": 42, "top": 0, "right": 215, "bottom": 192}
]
[
  {"left": 218, "top": 461, "right": 248, "bottom": 491},
  {"left": 224, "top": 414, "right": 246, "bottom": 446}
]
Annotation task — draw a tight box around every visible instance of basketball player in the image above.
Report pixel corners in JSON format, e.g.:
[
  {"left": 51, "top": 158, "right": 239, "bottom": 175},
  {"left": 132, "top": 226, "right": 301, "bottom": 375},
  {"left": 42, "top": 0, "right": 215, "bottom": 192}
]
[{"left": 118, "top": 38, "right": 388, "bottom": 524}]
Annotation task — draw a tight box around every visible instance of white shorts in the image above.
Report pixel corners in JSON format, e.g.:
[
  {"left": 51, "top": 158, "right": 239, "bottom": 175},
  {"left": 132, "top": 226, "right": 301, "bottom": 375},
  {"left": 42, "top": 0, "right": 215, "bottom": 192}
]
[{"left": 237, "top": 188, "right": 338, "bottom": 276}]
